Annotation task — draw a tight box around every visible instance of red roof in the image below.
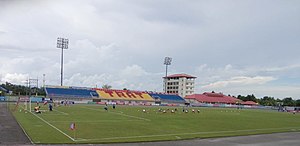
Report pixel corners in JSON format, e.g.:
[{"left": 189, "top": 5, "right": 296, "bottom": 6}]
[
  {"left": 185, "top": 92, "right": 241, "bottom": 104},
  {"left": 241, "top": 101, "right": 258, "bottom": 105},
  {"left": 163, "top": 74, "right": 196, "bottom": 78}
]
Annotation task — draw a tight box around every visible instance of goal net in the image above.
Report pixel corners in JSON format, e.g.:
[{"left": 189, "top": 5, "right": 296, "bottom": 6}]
[{"left": 14, "top": 96, "right": 31, "bottom": 112}]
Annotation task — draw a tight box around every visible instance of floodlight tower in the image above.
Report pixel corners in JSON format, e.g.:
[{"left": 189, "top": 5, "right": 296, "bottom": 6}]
[
  {"left": 57, "top": 37, "right": 69, "bottom": 86},
  {"left": 164, "top": 57, "right": 172, "bottom": 93},
  {"left": 43, "top": 74, "right": 45, "bottom": 88}
]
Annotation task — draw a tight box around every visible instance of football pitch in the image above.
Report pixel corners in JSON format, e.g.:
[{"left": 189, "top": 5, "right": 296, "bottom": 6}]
[{"left": 11, "top": 104, "right": 300, "bottom": 144}]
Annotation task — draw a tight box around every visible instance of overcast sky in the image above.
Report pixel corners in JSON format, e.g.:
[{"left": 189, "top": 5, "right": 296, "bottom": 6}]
[{"left": 1, "top": 0, "right": 300, "bottom": 99}]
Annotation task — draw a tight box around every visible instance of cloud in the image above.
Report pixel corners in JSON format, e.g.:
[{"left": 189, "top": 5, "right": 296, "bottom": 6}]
[
  {"left": 120, "top": 64, "right": 148, "bottom": 78},
  {"left": 0, "top": 57, "right": 35, "bottom": 73},
  {"left": 194, "top": 63, "right": 300, "bottom": 86},
  {"left": 64, "top": 39, "right": 122, "bottom": 75},
  {"left": 214, "top": 85, "right": 300, "bottom": 99},
  {"left": 117, "top": 65, "right": 162, "bottom": 91},
  {"left": 264, "top": 64, "right": 300, "bottom": 72},
  {"left": 194, "top": 64, "right": 247, "bottom": 85},
  {"left": 61, "top": 64, "right": 162, "bottom": 91},
  {"left": 201, "top": 76, "right": 276, "bottom": 89},
  {"left": 64, "top": 73, "right": 112, "bottom": 88},
  {"left": 0, "top": 73, "right": 28, "bottom": 85},
  {"left": 0, "top": 30, "right": 6, "bottom": 35}
]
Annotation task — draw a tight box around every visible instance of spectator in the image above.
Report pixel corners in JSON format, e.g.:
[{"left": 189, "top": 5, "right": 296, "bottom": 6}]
[{"left": 49, "top": 104, "right": 53, "bottom": 111}]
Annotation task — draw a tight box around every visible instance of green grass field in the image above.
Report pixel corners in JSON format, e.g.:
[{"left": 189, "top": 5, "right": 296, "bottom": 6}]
[{"left": 11, "top": 104, "right": 300, "bottom": 144}]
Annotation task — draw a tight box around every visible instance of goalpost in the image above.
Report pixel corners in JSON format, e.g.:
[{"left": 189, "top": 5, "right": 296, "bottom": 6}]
[{"left": 14, "top": 96, "right": 30, "bottom": 112}]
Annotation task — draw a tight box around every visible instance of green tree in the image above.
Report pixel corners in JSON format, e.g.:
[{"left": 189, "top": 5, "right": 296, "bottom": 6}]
[
  {"left": 102, "top": 84, "right": 112, "bottom": 89},
  {"left": 296, "top": 100, "right": 300, "bottom": 106},
  {"left": 1, "top": 82, "right": 45, "bottom": 96},
  {"left": 282, "top": 97, "right": 296, "bottom": 106},
  {"left": 237, "top": 95, "right": 246, "bottom": 101},
  {"left": 237, "top": 94, "right": 257, "bottom": 102},
  {"left": 246, "top": 94, "right": 257, "bottom": 102},
  {"left": 259, "top": 96, "right": 276, "bottom": 106}
]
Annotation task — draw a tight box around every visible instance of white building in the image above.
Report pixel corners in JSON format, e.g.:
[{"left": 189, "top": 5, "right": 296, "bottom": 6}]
[{"left": 163, "top": 74, "right": 196, "bottom": 97}]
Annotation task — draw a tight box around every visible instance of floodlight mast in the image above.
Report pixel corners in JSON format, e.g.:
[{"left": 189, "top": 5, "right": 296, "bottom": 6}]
[
  {"left": 164, "top": 57, "right": 172, "bottom": 93},
  {"left": 57, "top": 37, "right": 69, "bottom": 86}
]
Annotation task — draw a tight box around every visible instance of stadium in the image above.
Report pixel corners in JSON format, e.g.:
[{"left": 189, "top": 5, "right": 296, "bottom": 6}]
[
  {"left": 0, "top": 72, "right": 299, "bottom": 145},
  {"left": 42, "top": 73, "right": 261, "bottom": 108},
  {"left": 0, "top": 44, "right": 299, "bottom": 145},
  {"left": 1, "top": 1, "right": 300, "bottom": 145}
]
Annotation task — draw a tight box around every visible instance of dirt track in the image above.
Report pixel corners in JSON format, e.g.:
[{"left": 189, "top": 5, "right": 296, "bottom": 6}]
[{"left": 0, "top": 102, "right": 31, "bottom": 145}]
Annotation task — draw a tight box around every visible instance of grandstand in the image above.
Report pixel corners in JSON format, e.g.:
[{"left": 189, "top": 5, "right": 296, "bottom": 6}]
[
  {"left": 44, "top": 86, "right": 188, "bottom": 105},
  {"left": 185, "top": 92, "right": 241, "bottom": 104},
  {"left": 148, "top": 93, "right": 186, "bottom": 105},
  {"left": 0, "top": 86, "right": 7, "bottom": 92},
  {"left": 0, "top": 86, "right": 8, "bottom": 96},
  {"left": 45, "top": 86, "right": 98, "bottom": 100},
  {"left": 94, "top": 89, "right": 187, "bottom": 105},
  {"left": 94, "top": 89, "right": 154, "bottom": 105}
]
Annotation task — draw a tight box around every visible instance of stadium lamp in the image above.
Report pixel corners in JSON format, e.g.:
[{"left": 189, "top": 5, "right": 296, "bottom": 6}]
[
  {"left": 164, "top": 57, "right": 172, "bottom": 66},
  {"left": 164, "top": 57, "right": 172, "bottom": 93},
  {"left": 57, "top": 37, "right": 69, "bottom": 86}
]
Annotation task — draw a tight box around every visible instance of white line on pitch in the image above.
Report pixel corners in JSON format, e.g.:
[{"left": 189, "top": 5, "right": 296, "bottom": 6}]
[
  {"left": 53, "top": 109, "right": 69, "bottom": 115},
  {"left": 81, "top": 106, "right": 151, "bottom": 121},
  {"left": 18, "top": 107, "right": 34, "bottom": 144},
  {"left": 42, "top": 114, "right": 69, "bottom": 116},
  {"left": 75, "top": 126, "right": 300, "bottom": 142},
  {"left": 109, "top": 111, "right": 151, "bottom": 121},
  {"left": 30, "top": 112, "right": 75, "bottom": 142},
  {"left": 48, "top": 119, "right": 142, "bottom": 123}
]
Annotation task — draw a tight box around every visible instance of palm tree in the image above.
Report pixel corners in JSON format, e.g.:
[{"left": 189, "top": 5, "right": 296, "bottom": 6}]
[{"left": 102, "top": 84, "right": 112, "bottom": 89}]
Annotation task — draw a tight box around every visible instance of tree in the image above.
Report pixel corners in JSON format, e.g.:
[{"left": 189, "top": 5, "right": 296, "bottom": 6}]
[
  {"left": 0, "top": 82, "right": 45, "bottom": 96},
  {"left": 259, "top": 96, "right": 276, "bottom": 106},
  {"left": 102, "top": 84, "right": 112, "bottom": 89},
  {"left": 282, "top": 97, "right": 296, "bottom": 106},
  {"left": 296, "top": 100, "right": 300, "bottom": 106},
  {"left": 237, "top": 94, "right": 257, "bottom": 102},
  {"left": 246, "top": 94, "right": 257, "bottom": 102},
  {"left": 237, "top": 95, "right": 246, "bottom": 101}
]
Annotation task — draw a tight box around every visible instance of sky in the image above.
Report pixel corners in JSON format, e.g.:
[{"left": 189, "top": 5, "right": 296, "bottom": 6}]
[{"left": 0, "top": 0, "right": 300, "bottom": 99}]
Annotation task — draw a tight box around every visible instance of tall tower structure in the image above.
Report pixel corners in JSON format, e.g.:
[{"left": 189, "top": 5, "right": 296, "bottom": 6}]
[
  {"left": 57, "top": 37, "right": 69, "bottom": 86},
  {"left": 163, "top": 74, "right": 196, "bottom": 97}
]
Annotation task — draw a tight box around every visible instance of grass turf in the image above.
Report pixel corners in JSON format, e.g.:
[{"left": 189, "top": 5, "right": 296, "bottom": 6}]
[{"left": 11, "top": 104, "right": 300, "bottom": 144}]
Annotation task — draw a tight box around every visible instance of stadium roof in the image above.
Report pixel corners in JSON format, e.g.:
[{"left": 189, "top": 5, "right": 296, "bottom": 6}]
[
  {"left": 185, "top": 92, "right": 241, "bottom": 104},
  {"left": 163, "top": 74, "right": 197, "bottom": 78},
  {"left": 0, "top": 86, "right": 7, "bottom": 92},
  {"left": 241, "top": 101, "right": 259, "bottom": 105}
]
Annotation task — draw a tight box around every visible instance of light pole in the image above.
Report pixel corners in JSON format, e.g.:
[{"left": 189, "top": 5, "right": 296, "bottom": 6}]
[
  {"left": 43, "top": 74, "right": 45, "bottom": 88},
  {"left": 57, "top": 37, "right": 69, "bottom": 86},
  {"left": 164, "top": 57, "right": 172, "bottom": 93}
]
